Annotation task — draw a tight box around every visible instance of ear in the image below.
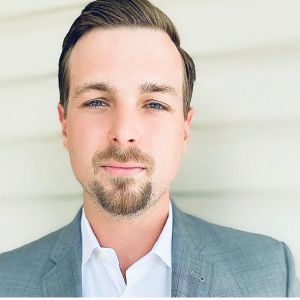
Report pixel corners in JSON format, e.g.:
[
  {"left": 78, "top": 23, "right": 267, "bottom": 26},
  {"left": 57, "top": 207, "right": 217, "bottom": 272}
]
[
  {"left": 57, "top": 104, "right": 68, "bottom": 150},
  {"left": 182, "top": 108, "right": 194, "bottom": 154}
]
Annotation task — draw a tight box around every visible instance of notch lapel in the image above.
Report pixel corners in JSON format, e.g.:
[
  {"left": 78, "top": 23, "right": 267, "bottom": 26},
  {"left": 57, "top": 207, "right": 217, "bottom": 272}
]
[
  {"left": 42, "top": 209, "right": 83, "bottom": 297},
  {"left": 171, "top": 233, "right": 215, "bottom": 297},
  {"left": 171, "top": 202, "right": 216, "bottom": 297}
]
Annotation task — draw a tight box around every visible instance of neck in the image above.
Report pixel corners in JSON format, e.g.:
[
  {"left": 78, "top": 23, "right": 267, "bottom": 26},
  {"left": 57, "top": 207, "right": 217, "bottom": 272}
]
[{"left": 83, "top": 192, "right": 170, "bottom": 278}]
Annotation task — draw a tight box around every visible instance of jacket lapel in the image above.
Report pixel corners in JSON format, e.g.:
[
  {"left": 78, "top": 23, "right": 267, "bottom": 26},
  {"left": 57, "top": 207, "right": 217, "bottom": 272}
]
[
  {"left": 42, "top": 209, "right": 83, "bottom": 297},
  {"left": 171, "top": 202, "right": 216, "bottom": 297}
]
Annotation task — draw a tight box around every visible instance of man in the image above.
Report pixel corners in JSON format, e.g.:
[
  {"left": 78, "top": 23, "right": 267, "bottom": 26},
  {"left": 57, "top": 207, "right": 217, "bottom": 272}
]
[{"left": 0, "top": 0, "right": 299, "bottom": 297}]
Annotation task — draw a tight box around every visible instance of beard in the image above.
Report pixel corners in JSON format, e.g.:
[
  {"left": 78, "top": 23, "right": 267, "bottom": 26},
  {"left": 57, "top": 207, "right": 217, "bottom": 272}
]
[
  {"left": 89, "top": 177, "right": 153, "bottom": 216},
  {"left": 87, "top": 145, "right": 158, "bottom": 216}
]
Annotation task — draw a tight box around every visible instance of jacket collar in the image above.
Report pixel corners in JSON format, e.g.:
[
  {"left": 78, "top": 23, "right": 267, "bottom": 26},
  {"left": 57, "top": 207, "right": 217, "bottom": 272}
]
[{"left": 171, "top": 201, "right": 216, "bottom": 297}]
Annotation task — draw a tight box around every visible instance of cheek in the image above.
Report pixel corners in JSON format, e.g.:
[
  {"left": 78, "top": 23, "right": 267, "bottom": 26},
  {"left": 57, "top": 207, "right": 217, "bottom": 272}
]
[
  {"left": 66, "top": 115, "right": 109, "bottom": 176},
  {"left": 150, "top": 123, "right": 185, "bottom": 183},
  {"left": 68, "top": 115, "right": 107, "bottom": 149}
]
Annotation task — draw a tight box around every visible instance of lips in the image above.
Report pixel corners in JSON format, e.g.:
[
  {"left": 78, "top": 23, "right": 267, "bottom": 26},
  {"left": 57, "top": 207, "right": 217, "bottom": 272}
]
[
  {"left": 103, "top": 166, "right": 145, "bottom": 177},
  {"left": 102, "top": 162, "right": 145, "bottom": 169},
  {"left": 101, "top": 162, "right": 146, "bottom": 177}
]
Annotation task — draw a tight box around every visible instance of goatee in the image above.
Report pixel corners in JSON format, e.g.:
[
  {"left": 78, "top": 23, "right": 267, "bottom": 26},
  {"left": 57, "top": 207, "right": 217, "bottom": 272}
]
[
  {"left": 89, "top": 178, "right": 153, "bottom": 216},
  {"left": 89, "top": 145, "right": 155, "bottom": 216}
]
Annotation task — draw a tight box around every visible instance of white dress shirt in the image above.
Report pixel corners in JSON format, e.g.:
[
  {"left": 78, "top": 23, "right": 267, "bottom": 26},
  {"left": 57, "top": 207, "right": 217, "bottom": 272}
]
[{"left": 81, "top": 201, "right": 173, "bottom": 297}]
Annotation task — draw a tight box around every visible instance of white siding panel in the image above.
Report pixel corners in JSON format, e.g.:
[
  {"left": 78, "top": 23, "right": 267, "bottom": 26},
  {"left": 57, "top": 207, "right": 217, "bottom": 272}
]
[
  {"left": 173, "top": 124, "right": 300, "bottom": 192},
  {"left": 0, "top": 137, "right": 82, "bottom": 197},
  {"left": 0, "top": 7, "right": 83, "bottom": 81},
  {"left": 192, "top": 50, "right": 300, "bottom": 125},
  {"left": 156, "top": 0, "right": 300, "bottom": 56},
  {"left": 0, "top": 77, "right": 60, "bottom": 140},
  {"left": 0, "top": 1, "right": 87, "bottom": 20}
]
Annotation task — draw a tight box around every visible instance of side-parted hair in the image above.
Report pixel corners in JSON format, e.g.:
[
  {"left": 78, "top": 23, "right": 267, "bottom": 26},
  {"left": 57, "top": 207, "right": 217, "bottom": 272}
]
[{"left": 58, "top": 0, "right": 196, "bottom": 120}]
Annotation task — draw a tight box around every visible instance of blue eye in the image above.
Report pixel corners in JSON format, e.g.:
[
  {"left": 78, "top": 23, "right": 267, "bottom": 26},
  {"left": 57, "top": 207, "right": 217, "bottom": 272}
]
[
  {"left": 84, "top": 100, "right": 106, "bottom": 108},
  {"left": 148, "top": 102, "right": 167, "bottom": 110}
]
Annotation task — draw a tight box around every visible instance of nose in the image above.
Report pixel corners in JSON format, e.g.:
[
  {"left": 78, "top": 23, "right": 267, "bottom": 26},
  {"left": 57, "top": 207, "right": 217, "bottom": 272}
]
[{"left": 108, "top": 107, "right": 139, "bottom": 147}]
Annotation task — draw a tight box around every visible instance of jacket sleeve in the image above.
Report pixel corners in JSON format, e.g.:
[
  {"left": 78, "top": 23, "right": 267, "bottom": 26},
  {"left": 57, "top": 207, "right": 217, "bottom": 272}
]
[{"left": 283, "top": 242, "right": 300, "bottom": 297}]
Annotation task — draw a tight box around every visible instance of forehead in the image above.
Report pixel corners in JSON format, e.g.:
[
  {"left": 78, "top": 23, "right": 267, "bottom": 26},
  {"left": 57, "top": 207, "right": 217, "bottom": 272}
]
[{"left": 69, "top": 28, "right": 183, "bottom": 96}]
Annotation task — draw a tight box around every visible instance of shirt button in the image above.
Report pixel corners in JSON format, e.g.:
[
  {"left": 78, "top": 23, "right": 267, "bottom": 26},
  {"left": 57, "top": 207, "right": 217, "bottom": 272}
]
[{"left": 99, "top": 252, "right": 108, "bottom": 260}]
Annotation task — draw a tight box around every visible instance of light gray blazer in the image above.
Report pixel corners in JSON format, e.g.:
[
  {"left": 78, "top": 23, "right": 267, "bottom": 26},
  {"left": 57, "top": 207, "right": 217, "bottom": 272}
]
[{"left": 0, "top": 202, "right": 299, "bottom": 297}]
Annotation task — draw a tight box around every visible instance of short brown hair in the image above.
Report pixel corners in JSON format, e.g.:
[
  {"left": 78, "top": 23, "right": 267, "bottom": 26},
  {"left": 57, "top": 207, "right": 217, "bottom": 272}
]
[{"left": 58, "top": 0, "right": 196, "bottom": 120}]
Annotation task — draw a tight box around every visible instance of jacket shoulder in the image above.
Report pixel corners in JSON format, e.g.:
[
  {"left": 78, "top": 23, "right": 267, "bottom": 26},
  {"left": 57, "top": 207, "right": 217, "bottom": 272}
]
[
  {"left": 0, "top": 227, "right": 63, "bottom": 296},
  {"left": 177, "top": 208, "right": 285, "bottom": 265},
  {"left": 173, "top": 205, "right": 300, "bottom": 296},
  {"left": 173, "top": 204, "right": 280, "bottom": 248}
]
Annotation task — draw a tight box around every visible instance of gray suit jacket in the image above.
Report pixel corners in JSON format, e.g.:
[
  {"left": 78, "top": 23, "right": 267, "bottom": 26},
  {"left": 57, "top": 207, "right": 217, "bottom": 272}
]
[{"left": 0, "top": 202, "right": 299, "bottom": 297}]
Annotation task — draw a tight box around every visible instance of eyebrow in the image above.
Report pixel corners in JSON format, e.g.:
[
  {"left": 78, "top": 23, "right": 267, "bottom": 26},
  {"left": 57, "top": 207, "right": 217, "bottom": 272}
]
[
  {"left": 73, "top": 82, "right": 117, "bottom": 98},
  {"left": 140, "top": 82, "right": 179, "bottom": 100},
  {"left": 73, "top": 81, "right": 179, "bottom": 100}
]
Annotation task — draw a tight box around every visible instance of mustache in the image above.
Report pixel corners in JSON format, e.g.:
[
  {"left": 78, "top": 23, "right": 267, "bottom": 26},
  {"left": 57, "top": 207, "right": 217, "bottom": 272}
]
[{"left": 92, "top": 146, "right": 155, "bottom": 176}]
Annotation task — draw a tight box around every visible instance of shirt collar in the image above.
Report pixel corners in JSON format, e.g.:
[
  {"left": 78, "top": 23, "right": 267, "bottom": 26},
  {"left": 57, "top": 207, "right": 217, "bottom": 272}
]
[
  {"left": 81, "top": 201, "right": 173, "bottom": 269},
  {"left": 148, "top": 201, "right": 172, "bottom": 269},
  {"left": 81, "top": 207, "right": 100, "bottom": 266}
]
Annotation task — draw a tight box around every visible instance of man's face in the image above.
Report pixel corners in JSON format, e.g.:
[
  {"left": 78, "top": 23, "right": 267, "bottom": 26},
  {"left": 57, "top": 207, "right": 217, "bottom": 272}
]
[{"left": 58, "top": 28, "right": 193, "bottom": 217}]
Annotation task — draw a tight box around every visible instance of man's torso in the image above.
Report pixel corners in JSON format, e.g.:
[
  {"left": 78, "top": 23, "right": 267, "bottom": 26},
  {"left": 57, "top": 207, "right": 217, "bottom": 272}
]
[{"left": 0, "top": 202, "right": 299, "bottom": 297}]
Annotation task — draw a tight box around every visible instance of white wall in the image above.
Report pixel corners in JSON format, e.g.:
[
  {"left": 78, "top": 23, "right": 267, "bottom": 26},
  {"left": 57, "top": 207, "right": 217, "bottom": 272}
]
[{"left": 0, "top": 0, "right": 299, "bottom": 277}]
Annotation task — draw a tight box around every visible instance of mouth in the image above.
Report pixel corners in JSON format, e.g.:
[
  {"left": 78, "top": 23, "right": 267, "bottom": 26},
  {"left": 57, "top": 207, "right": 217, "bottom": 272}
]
[{"left": 102, "top": 165, "right": 146, "bottom": 177}]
